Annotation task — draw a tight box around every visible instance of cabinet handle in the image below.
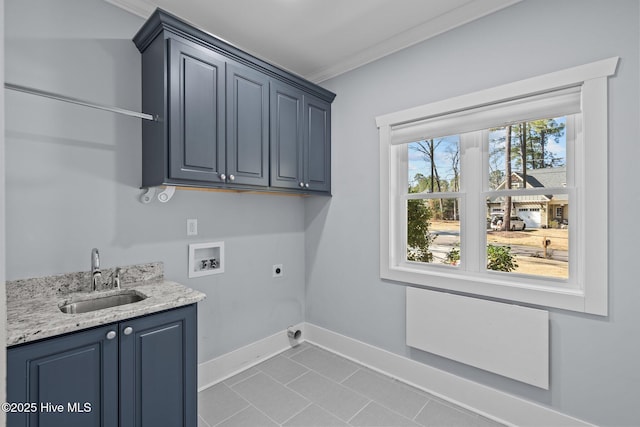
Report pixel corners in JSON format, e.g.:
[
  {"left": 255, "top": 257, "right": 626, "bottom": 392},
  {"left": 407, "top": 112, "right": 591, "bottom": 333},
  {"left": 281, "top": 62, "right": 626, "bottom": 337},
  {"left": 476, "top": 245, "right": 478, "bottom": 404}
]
[
  {"left": 305, "top": 183, "right": 309, "bottom": 188},
  {"left": 299, "top": 182, "right": 304, "bottom": 188},
  {"left": 106, "top": 330, "right": 117, "bottom": 340},
  {"left": 220, "top": 174, "right": 226, "bottom": 181},
  {"left": 229, "top": 174, "right": 235, "bottom": 181},
  {"left": 123, "top": 326, "right": 133, "bottom": 336}
]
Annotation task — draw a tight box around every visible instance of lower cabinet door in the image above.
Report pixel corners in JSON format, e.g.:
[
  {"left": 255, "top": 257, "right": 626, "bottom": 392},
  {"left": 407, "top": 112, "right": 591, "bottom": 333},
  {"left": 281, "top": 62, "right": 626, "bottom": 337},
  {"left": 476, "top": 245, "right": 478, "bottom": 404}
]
[
  {"left": 7, "top": 325, "right": 119, "bottom": 427},
  {"left": 119, "top": 305, "right": 197, "bottom": 427}
]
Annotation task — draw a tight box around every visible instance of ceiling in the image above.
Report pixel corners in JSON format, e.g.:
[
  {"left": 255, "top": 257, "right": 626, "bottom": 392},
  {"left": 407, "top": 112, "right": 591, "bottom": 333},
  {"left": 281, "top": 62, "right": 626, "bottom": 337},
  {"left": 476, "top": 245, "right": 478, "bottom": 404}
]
[{"left": 106, "top": 0, "right": 520, "bottom": 83}]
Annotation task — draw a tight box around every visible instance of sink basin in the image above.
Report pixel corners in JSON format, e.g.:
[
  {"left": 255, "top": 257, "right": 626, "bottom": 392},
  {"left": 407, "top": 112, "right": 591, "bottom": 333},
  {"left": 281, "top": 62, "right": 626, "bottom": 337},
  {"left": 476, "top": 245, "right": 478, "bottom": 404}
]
[{"left": 59, "top": 290, "right": 147, "bottom": 314}]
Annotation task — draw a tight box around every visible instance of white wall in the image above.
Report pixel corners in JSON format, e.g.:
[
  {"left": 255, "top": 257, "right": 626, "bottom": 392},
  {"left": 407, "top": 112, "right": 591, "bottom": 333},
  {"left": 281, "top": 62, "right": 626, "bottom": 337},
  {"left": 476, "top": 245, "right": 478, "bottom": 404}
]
[
  {"left": 4, "top": 0, "right": 307, "bottom": 363},
  {"left": 307, "top": 0, "right": 640, "bottom": 425},
  {"left": 1, "top": 0, "right": 7, "bottom": 424}
]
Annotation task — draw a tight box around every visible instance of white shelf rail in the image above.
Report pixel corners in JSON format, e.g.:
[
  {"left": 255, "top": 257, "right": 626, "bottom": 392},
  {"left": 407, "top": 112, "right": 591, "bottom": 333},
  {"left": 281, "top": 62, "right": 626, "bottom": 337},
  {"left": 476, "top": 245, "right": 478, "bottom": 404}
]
[{"left": 4, "top": 82, "right": 157, "bottom": 121}]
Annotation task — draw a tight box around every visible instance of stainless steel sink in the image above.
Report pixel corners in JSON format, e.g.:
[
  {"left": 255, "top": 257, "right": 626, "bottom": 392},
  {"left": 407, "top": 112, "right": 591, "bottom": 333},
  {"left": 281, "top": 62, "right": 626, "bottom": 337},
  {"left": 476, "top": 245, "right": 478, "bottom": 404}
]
[{"left": 59, "top": 290, "right": 147, "bottom": 314}]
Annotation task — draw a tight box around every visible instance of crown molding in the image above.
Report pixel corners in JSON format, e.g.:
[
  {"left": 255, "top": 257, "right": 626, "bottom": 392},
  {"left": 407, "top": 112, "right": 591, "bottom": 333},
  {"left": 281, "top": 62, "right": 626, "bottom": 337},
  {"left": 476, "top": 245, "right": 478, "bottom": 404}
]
[
  {"left": 104, "top": 0, "right": 153, "bottom": 18},
  {"left": 308, "top": 0, "right": 522, "bottom": 83}
]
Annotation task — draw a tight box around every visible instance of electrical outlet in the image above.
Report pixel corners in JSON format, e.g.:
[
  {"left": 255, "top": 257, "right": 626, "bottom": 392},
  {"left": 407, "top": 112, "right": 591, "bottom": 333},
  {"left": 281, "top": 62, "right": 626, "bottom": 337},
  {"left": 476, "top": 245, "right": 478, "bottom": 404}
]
[
  {"left": 187, "top": 219, "right": 198, "bottom": 236},
  {"left": 273, "top": 264, "right": 283, "bottom": 278}
]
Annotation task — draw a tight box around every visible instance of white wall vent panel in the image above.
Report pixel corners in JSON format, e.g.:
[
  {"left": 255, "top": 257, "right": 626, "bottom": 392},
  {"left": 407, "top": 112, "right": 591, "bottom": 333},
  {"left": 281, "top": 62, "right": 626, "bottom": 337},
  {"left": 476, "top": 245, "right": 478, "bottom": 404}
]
[{"left": 406, "top": 287, "right": 549, "bottom": 389}]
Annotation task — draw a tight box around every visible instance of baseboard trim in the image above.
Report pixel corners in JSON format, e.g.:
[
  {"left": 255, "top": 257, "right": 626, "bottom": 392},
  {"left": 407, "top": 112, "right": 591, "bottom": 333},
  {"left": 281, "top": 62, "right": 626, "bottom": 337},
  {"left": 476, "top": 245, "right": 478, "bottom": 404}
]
[
  {"left": 197, "top": 322, "right": 593, "bottom": 427},
  {"left": 197, "top": 322, "right": 304, "bottom": 391},
  {"left": 304, "top": 323, "right": 593, "bottom": 427}
]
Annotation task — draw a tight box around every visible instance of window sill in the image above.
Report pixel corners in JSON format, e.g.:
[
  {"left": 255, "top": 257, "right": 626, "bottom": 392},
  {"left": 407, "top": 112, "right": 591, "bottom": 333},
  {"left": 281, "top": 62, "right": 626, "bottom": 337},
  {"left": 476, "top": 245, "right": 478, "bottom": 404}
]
[{"left": 383, "top": 263, "right": 592, "bottom": 314}]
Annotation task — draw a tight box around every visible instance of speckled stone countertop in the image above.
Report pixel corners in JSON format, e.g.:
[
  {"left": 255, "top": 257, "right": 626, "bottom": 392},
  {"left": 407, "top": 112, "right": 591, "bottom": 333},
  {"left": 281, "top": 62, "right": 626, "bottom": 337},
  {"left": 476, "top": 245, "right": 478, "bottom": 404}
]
[{"left": 6, "top": 262, "right": 206, "bottom": 346}]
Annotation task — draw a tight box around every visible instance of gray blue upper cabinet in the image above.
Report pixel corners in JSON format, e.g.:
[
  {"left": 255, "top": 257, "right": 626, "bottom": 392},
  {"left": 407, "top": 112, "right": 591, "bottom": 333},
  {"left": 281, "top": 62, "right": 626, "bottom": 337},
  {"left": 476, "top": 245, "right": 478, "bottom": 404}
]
[{"left": 133, "top": 8, "right": 336, "bottom": 194}]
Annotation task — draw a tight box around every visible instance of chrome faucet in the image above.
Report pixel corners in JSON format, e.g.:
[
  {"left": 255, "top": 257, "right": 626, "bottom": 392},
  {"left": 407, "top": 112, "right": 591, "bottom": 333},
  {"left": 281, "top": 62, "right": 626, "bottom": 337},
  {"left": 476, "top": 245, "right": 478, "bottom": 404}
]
[{"left": 91, "top": 248, "right": 102, "bottom": 291}]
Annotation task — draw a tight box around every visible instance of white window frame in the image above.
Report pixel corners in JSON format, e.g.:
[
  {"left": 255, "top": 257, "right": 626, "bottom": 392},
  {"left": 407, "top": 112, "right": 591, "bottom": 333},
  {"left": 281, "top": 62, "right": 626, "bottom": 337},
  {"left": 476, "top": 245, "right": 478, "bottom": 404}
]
[{"left": 376, "top": 57, "right": 618, "bottom": 315}]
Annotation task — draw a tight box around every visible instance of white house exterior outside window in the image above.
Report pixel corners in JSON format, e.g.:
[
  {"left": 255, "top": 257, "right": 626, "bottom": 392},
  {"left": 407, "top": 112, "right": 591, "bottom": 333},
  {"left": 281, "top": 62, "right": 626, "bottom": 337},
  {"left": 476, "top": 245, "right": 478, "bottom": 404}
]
[{"left": 376, "top": 57, "right": 618, "bottom": 315}]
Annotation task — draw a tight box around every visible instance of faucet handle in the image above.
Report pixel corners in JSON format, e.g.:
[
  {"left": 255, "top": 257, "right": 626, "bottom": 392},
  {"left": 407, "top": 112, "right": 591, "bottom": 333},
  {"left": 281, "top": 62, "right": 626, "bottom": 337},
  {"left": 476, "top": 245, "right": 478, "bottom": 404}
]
[
  {"left": 92, "top": 271, "right": 102, "bottom": 291},
  {"left": 113, "top": 267, "right": 121, "bottom": 289},
  {"left": 91, "top": 248, "right": 100, "bottom": 269}
]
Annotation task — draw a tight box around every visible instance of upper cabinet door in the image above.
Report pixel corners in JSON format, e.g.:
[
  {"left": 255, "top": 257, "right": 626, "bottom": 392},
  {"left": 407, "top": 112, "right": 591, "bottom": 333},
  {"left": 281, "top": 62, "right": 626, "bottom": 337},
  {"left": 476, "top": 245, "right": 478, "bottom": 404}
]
[
  {"left": 304, "top": 95, "right": 331, "bottom": 193},
  {"left": 270, "top": 81, "right": 304, "bottom": 190},
  {"left": 226, "top": 62, "right": 269, "bottom": 187},
  {"left": 168, "top": 38, "right": 226, "bottom": 183}
]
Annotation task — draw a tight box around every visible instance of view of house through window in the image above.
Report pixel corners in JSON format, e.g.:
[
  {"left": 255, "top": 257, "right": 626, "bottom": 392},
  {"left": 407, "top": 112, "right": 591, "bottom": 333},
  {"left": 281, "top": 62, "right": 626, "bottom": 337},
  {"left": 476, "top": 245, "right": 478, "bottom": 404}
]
[
  {"left": 407, "top": 116, "right": 570, "bottom": 279},
  {"left": 486, "top": 117, "right": 569, "bottom": 279}
]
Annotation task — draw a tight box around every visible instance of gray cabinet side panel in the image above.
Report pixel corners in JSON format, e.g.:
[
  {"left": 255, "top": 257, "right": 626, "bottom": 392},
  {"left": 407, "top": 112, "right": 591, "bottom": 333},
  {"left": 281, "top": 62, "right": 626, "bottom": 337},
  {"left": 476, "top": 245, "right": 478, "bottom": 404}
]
[{"left": 141, "top": 35, "right": 168, "bottom": 188}]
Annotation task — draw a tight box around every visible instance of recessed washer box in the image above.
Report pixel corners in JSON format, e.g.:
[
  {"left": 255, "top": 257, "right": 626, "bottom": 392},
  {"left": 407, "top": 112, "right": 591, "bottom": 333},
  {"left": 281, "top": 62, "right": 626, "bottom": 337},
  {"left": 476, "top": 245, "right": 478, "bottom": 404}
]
[{"left": 189, "top": 242, "right": 224, "bottom": 278}]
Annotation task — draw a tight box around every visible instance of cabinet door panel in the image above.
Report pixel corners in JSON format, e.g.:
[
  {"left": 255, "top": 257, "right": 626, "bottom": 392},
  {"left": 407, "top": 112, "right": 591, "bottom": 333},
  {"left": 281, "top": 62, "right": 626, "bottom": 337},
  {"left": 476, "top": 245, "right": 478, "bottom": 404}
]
[
  {"left": 168, "top": 38, "right": 225, "bottom": 183},
  {"left": 304, "top": 95, "right": 331, "bottom": 192},
  {"left": 270, "top": 82, "right": 303, "bottom": 189},
  {"left": 227, "top": 63, "right": 269, "bottom": 186},
  {"left": 7, "top": 326, "right": 118, "bottom": 427},
  {"left": 183, "top": 58, "right": 217, "bottom": 169},
  {"left": 119, "top": 305, "right": 197, "bottom": 427}
]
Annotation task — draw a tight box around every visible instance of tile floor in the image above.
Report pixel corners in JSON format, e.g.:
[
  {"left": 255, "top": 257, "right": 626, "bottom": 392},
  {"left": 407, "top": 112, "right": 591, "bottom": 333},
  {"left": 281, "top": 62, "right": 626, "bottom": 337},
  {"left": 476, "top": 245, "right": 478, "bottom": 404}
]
[{"left": 198, "top": 343, "right": 504, "bottom": 427}]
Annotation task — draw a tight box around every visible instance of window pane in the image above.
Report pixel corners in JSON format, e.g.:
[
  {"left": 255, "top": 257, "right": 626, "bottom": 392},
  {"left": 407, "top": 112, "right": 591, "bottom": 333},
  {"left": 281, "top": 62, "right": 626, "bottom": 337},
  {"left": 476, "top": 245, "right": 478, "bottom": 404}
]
[
  {"left": 408, "top": 136, "right": 460, "bottom": 194},
  {"left": 407, "top": 198, "right": 460, "bottom": 266},
  {"left": 488, "top": 117, "right": 567, "bottom": 191},
  {"left": 486, "top": 194, "right": 569, "bottom": 279}
]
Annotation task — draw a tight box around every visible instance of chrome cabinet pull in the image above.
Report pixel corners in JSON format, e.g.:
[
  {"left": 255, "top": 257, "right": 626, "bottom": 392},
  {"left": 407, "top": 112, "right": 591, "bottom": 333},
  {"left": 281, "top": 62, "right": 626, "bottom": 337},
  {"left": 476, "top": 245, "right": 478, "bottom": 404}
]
[
  {"left": 123, "top": 326, "right": 133, "bottom": 336},
  {"left": 106, "top": 331, "right": 117, "bottom": 340},
  {"left": 229, "top": 174, "right": 235, "bottom": 181},
  {"left": 220, "top": 174, "right": 226, "bottom": 180}
]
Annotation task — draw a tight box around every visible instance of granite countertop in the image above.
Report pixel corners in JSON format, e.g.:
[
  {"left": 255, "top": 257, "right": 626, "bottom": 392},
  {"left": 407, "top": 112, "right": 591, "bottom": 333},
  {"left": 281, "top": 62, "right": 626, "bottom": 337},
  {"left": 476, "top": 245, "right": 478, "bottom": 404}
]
[{"left": 6, "top": 262, "right": 206, "bottom": 346}]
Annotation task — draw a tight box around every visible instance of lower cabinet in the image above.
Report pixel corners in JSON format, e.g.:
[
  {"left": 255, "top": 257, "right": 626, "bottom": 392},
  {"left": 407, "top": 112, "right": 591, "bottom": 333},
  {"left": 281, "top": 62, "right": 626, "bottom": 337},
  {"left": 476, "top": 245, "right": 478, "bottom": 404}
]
[{"left": 7, "top": 304, "right": 197, "bottom": 427}]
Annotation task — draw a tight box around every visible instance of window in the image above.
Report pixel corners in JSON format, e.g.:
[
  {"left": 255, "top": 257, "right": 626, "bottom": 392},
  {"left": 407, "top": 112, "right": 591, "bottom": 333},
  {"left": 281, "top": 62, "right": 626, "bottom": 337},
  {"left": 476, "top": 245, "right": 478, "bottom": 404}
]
[{"left": 377, "top": 58, "right": 618, "bottom": 315}]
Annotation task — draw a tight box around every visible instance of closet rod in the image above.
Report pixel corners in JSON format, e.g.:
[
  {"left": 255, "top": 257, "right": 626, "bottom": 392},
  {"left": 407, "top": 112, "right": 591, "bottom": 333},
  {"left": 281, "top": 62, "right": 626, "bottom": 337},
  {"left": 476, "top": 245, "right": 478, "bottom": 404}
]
[{"left": 4, "top": 82, "right": 157, "bottom": 121}]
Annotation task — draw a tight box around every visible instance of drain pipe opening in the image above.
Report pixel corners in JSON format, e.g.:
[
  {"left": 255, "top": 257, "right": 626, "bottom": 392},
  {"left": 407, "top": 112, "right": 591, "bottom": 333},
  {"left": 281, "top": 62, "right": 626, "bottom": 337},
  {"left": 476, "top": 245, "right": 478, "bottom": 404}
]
[{"left": 287, "top": 326, "right": 301, "bottom": 340}]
